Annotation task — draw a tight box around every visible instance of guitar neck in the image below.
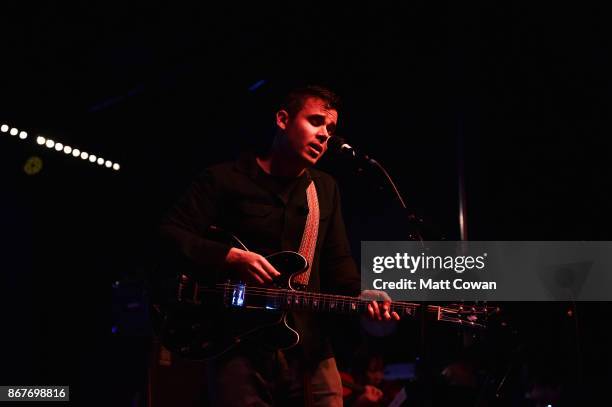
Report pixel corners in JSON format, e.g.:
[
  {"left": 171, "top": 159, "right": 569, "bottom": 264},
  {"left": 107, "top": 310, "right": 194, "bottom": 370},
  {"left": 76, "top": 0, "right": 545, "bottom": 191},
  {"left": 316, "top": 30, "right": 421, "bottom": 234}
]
[
  {"left": 211, "top": 282, "right": 493, "bottom": 327},
  {"left": 218, "top": 283, "right": 420, "bottom": 317}
]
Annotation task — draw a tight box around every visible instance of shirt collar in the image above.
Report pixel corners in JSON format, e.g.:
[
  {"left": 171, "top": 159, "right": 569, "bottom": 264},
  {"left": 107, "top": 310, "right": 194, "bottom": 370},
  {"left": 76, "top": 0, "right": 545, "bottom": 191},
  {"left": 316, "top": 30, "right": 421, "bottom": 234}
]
[{"left": 234, "top": 151, "right": 320, "bottom": 182}]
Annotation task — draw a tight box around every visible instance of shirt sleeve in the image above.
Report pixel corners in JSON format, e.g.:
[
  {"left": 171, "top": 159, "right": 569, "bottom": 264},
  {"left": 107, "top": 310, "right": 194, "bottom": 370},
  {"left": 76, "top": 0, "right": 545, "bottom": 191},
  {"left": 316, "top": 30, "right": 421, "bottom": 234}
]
[
  {"left": 320, "top": 180, "right": 361, "bottom": 296},
  {"left": 158, "top": 169, "right": 232, "bottom": 283}
]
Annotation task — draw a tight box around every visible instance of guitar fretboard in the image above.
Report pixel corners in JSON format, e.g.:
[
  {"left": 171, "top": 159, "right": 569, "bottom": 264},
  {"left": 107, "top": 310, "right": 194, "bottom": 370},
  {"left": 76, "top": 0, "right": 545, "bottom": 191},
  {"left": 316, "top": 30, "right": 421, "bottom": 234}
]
[{"left": 217, "top": 283, "right": 420, "bottom": 317}]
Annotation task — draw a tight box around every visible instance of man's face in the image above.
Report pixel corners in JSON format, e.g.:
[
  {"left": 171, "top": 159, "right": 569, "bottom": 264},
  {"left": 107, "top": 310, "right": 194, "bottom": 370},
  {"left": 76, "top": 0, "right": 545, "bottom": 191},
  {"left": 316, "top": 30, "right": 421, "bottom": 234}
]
[{"left": 276, "top": 97, "right": 338, "bottom": 166}]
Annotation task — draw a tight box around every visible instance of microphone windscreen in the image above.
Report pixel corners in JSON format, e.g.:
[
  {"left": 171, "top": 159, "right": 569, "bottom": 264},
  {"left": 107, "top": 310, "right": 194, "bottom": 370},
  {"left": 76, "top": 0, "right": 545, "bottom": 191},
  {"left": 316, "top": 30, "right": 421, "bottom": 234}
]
[{"left": 328, "top": 136, "right": 348, "bottom": 152}]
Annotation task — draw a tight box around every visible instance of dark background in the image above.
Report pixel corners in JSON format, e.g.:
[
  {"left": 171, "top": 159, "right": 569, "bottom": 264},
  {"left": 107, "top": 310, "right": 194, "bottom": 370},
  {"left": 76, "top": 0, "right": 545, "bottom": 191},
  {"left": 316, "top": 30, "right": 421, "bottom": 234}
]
[{"left": 1, "top": 1, "right": 610, "bottom": 406}]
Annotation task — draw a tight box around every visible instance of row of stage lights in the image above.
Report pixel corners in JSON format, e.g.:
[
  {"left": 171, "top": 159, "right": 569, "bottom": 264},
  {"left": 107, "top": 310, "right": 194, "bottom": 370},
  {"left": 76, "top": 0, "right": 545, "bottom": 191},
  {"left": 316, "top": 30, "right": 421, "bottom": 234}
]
[{"left": 1, "top": 123, "right": 120, "bottom": 171}]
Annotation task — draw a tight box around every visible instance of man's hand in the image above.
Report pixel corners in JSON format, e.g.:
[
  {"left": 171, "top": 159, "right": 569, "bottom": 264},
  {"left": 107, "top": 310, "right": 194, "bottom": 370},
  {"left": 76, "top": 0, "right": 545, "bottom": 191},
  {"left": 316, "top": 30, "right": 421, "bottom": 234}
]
[
  {"left": 360, "top": 290, "right": 400, "bottom": 321},
  {"left": 358, "top": 385, "right": 384, "bottom": 404},
  {"left": 224, "top": 247, "right": 281, "bottom": 285}
]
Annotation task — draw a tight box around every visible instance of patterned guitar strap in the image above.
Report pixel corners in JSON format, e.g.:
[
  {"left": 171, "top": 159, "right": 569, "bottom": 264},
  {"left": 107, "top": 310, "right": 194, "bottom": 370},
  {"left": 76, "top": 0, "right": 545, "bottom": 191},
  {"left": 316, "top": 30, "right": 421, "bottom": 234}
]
[
  {"left": 291, "top": 180, "right": 320, "bottom": 287},
  {"left": 289, "top": 180, "right": 319, "bottom": 407}
]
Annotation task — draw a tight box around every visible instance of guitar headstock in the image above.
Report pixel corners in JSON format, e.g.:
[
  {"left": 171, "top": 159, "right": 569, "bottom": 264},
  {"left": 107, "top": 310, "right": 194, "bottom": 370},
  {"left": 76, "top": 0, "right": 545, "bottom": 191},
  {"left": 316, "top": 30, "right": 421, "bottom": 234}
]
[{"left": 432, "top": 303, "right": 501, "bottom": 328}]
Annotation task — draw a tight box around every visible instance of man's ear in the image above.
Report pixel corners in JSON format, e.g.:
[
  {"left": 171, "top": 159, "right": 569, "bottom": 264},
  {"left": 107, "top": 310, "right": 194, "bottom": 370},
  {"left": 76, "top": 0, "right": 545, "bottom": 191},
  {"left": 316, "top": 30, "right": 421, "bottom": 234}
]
[{"left": 276, "top": 110, "right": 289, "bottom": 130}]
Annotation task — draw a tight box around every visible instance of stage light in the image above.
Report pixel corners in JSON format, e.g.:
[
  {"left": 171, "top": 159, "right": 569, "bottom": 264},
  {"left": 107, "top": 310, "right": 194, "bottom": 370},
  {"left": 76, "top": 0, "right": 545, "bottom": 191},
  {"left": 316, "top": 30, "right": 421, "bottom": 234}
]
[
  {"left": 10, "top": 127, "right": 18, "bottom": 136},
  {"left": 22, "top": 127, "right": 121, "bottom": 171},
  {"left": 0, "top": 124, "right": 8, "bottom": 133},
  {"left": 24, "top": 156, "right": 43, "bottom": 176}
]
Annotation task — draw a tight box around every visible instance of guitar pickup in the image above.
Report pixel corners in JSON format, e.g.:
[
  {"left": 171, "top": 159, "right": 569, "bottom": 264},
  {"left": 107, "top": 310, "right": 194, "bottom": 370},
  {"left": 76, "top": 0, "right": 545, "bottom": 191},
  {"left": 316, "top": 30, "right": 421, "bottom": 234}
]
[{"left": 230, "top": 283, "right": 246, "bottom": 308}]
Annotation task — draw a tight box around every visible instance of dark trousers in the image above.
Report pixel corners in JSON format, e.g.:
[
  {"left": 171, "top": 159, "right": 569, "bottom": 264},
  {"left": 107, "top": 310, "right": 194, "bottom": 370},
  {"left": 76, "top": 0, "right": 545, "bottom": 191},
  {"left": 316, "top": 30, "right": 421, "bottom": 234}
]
[{"left": 206, "top": 346, "right": 343, "bottom": 407}]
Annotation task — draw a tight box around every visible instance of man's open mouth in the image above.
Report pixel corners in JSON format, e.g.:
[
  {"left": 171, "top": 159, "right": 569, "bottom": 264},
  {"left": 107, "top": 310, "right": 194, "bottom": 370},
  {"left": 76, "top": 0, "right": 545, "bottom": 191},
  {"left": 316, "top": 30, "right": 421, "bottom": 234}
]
[{"left": 309, "top": 144, "right": 323, "bottom": 154}]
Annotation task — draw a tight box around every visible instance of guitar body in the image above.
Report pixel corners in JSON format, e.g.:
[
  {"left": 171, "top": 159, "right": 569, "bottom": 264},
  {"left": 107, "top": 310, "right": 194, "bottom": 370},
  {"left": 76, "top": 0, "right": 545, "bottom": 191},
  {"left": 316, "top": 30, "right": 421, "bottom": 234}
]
[{"left": 156, "top": 251, "right": 309, "bottom": 360}]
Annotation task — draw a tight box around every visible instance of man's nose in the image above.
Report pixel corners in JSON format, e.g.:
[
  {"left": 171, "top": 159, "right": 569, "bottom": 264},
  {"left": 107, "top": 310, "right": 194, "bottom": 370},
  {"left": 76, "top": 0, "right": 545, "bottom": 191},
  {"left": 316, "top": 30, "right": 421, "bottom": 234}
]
[{"left": 316, "top": 132, "right": 331, "bottom": 144}]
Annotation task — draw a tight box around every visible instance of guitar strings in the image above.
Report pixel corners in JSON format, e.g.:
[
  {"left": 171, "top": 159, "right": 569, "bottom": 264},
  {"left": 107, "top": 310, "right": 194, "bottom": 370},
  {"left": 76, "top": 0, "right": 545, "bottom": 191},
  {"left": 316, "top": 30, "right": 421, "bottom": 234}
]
[
  {"left": 212, "top": 284, "right": 417, "bottom": 307},
  {"left": 211, "top": 283, "right": 489, "bottom": 313},
  {"left": 194, "top": 289, "right": 485, "bottom": 324},
  {"left": 197, "top": 287, "right": 416, "bottom": 311},
  {"left": 195, "top": 284, "right": 490, "bottom": 315}
]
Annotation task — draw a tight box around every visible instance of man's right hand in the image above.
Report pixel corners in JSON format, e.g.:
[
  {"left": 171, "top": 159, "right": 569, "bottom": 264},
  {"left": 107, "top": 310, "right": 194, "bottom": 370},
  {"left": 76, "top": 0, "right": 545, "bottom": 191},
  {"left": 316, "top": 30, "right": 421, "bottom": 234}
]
[{"left": 224, "top": 247, "right": 281, "bottom": 285}]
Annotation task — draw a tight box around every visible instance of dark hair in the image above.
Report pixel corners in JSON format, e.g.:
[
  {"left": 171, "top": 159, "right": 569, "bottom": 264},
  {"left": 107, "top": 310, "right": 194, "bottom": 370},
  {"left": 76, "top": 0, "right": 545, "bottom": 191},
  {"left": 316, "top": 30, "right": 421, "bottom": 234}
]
[{"left": 279, "top": 85, "right": 341, "bottom": 117}]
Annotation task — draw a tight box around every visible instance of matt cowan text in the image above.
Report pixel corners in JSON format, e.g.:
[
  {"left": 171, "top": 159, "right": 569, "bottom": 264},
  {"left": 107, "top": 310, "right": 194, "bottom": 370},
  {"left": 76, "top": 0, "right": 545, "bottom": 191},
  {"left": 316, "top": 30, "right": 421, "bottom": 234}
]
[{"left": 373, "top": 278, "right": 497, "bottom": 290}]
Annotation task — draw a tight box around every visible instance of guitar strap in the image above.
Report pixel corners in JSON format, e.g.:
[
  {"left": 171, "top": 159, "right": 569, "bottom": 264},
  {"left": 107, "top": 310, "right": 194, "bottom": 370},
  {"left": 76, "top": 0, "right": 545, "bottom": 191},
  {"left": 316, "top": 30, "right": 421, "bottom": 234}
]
[
  {"left": 285, "top": 180, "right": 319, "bottom": 407},
  {"left": 292, "top": 180, "right": 320, "bottom": 286}
]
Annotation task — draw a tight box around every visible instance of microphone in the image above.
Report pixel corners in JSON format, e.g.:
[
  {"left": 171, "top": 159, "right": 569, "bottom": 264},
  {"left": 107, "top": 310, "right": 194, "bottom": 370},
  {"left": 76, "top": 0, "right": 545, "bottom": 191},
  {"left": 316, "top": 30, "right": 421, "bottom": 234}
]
[
  {"left": 328, "top": 136, "right": 356, "bottom": 157},
  {"left": 329, "top": 137, "right": 378, "bottom": 166}
]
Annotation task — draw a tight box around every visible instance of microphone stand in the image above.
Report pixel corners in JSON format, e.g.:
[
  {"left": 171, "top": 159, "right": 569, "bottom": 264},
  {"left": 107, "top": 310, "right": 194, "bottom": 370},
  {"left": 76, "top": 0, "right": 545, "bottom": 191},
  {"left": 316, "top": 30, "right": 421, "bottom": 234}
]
[
  {"left": 346, "top": 150, "right": 429, "bottom": 244},
  {"left": 334, "top": 146, "right": 441, "bottom": 396},
  {"left": 333, "top": 147, "right": 432, "bottom": 377}
]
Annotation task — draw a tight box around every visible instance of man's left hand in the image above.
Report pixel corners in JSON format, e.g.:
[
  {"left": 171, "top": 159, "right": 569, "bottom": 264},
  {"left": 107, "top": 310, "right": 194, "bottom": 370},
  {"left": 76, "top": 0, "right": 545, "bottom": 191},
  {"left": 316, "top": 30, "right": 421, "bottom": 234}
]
[{"left": 360, "top": 290, "right": 401, "bottom": 321}]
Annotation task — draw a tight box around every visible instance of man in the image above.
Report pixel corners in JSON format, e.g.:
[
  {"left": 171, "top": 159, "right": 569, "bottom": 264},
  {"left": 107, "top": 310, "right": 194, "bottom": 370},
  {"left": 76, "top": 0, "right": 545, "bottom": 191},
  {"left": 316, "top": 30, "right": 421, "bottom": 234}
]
[{"left": 159, "top": 85, "right": 399, "bottom": 406}]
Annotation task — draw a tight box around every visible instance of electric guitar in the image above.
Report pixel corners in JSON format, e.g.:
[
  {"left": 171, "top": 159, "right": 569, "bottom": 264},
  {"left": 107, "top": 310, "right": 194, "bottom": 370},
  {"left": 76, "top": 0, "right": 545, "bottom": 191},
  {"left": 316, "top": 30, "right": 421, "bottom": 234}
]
[{"left": 154, "top": 232, "right": 498, "bottom": 360}]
